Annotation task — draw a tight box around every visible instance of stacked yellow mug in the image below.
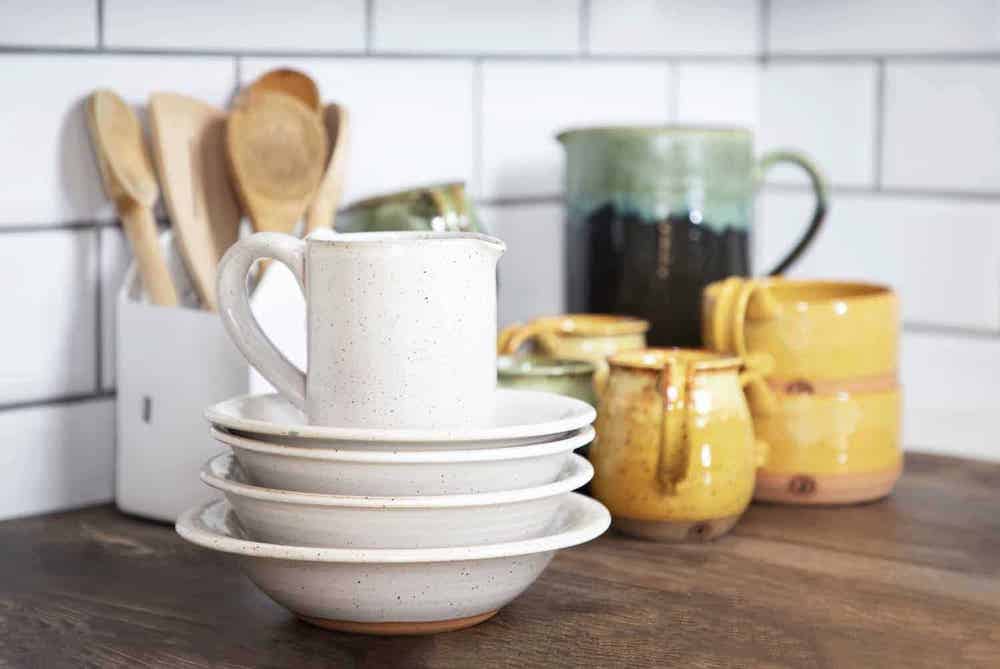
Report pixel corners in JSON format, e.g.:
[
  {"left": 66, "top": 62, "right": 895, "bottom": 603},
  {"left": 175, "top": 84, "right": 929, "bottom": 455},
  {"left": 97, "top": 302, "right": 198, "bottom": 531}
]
[{"left": 703, "top": 277, "right": 903, "bottom": 504}]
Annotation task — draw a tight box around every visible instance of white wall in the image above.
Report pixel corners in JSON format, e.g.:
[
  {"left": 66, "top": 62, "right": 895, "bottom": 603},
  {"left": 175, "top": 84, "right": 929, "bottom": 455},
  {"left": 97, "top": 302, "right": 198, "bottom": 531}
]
[{"left": 0, "top": 0, "right": 997, "bottom": 519}]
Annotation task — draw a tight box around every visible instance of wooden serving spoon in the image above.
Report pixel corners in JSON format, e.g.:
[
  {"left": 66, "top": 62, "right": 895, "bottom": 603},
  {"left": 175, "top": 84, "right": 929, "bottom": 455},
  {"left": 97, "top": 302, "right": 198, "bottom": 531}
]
[
  {"left": 148, "top": 92, "right": 241, "bottom": 310},
  {"left": 87, "top": 89, "right": 179, "bottom": 307},
  {"left": 305, "top": 103, "right": 350, "bottom": 234},
  {"left": 239, "top": 68, "right": 321, "bottom": 113},
  {"left": 226, "top": 91, "right": 328, "bottom": 242}
]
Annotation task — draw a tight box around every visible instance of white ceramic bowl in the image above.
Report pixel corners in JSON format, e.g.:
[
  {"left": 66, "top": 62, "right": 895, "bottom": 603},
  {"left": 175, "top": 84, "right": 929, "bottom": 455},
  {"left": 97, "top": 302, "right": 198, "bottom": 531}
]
[
  {"left": 201, "top": 453, "right": 593, "bottom": 549},
  {"left": 176, "top": 495, "right": 610, "bottom": 635},
  {"left": 212, "top": 425, "right": 595, "bottom": 496},
  {"left": 205, "top": 389, "right": 596, "bottom": 449}
]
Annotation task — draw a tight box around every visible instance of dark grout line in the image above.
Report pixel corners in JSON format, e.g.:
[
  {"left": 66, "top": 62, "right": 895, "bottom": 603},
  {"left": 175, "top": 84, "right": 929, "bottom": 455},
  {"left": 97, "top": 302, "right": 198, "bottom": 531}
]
[
  {"left": 365, "top": 0, "right": 375, "bottom": 55},
  {"left": 873, "top": 59, "right": 886, "bottom": 189},
  {"left": 0, "top": 220, "right": 119, "bottom": 234},
  {"left": 903, "top": 322, "right": 1000, "bottom": 340},
  {"left": 764, "top": 182, "right": 1000, "bottom": 202},
  {"left": 579, "top": 0, "right": 591, "bottom": 56},
  {"left": 96, "top": 0, "right": 105, "bottom": 49},
  {"left": 94, "top": 224, "right": 103, "bottom": 393},
  {"left": 471, "top": 59, "right": 484, "bottom": 199},
  {"left": 476, "top": 194, "right": 563, "bottom": 208},
  {"left": 758, "top": 0, "right": 770, "bottom": 57},
  {"left": 0, "top": 390, "right": 117, "bottom": 414}
]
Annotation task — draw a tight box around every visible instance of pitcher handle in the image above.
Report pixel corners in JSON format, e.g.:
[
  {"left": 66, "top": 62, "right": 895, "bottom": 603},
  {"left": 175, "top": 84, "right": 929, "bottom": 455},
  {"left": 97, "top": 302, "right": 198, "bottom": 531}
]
[
  {"left": 217, "top": 232, "right": 307, "bottom": 409},
  {"left": 757, "top": 150, "right": 828, "bottom": 275},
  {"left": 656, "top": 358, "right": 694, "bottom": 491}
]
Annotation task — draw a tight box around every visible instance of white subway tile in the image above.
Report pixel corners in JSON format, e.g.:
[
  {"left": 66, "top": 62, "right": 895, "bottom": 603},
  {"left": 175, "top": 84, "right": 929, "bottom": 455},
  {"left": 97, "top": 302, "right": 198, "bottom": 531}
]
[
  {"left": 481, "top": 203, "right": 566, "bottom": 326},
  {"left": 0, "top": 399, "right": 114, "bottom": 520},
  {"left": 902, "top": 331, "right": 1000, "bottom": 460},
  {"left": 0, "top": 54, "right": 234, "bottom": 227},
  {"left": 241, "top": 58, "right": 476, "bottom": 202},
  {"left": 770, "top": 0, "right": 1000, "bottom": 54},
  {"left": 675, "top": 64, "right": 760, "bottom": 130},
  {"left": 758, "top": 190, "right": 1000, "bottom": 331},
  {"left": 374, "top": 0, "right": 579, "bottom": 54},
  {"left": 0, "top": 229, "right": 97, "bottom": 404},
  {"left": 760, "top": 63, "right": 877, "bottom": 188},
  {"left": 884, "top": 63, "right": 1000, "bottom": 192},
  {"left": 0, "top": 0, "right": 96, "bottom": 47},
  {"left": 481, "top": 62, "right": 670, "bottom": 199},
  {"left": 100, "top": 226, "right": 131, "bottom": 390},
  {"left": 105, "top": 0, "right": 365, "bottom": 52},
  {"left": 589, "top": 0, "right": 759, "bottom": 55}
]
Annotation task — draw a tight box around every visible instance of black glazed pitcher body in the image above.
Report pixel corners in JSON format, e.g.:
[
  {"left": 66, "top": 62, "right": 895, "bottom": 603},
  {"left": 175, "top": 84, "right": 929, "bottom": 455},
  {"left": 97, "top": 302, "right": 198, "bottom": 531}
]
[{"left": 558, "top": 126, "right": 827, "bottom": 347}]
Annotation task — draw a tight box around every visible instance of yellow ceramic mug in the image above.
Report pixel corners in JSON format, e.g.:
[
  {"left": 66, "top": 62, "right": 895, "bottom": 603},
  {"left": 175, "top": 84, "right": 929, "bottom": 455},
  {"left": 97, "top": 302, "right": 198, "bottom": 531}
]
[
  {"left": 498, "top": 314, "right": 649, "bottom": 390},
  {"left": 590, "top": 349, "right": 768, "bottom": 542},
  {"left": 702, "top": 277, "right": 902, "bottom": 504}
]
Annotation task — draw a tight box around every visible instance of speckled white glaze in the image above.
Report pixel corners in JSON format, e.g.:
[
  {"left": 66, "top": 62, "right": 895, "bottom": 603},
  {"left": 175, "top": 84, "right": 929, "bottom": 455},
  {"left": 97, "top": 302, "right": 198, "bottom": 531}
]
[
  {"left": 204, "top": 389, "right": 596, "bottom": 449},
  {"left": 175, "top": 494, "right": 610, "bottom": 625},
  {"left": 216, "top": 230, "right": 505, "bottom": 428},
  {"left": 201, "top": 453, "right": 593, "bottom": 549},
  {"left": 213, "top": 425, "right": 595, "bottom": 495}
]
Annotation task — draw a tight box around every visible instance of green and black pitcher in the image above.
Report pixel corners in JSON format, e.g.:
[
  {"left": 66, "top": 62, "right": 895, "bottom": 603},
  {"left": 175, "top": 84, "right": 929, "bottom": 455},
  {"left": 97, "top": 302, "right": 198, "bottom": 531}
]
[{"left": 557, "top": 126, "right": 827, "bottom": 347}]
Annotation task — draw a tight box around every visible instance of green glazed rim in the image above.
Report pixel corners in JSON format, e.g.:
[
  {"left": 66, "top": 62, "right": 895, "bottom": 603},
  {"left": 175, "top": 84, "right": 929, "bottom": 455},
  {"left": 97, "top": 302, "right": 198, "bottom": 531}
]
[
  {"left": 556, "top": 124, "right": 752, "bottom": 143},
  {"left": 497, "top": 355, "right": 596, "bottom": 378}
]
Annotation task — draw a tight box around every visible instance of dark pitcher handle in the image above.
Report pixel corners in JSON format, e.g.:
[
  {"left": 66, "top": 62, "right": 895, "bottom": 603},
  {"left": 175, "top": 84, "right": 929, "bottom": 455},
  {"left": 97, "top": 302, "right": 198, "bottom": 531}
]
[{"left": 756, "top": 150, "right": 828, "bottom": 275}]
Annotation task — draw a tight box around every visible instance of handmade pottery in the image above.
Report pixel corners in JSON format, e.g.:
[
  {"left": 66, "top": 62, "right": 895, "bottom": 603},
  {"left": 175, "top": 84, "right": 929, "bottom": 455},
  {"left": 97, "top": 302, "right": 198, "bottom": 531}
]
[
  {"left": 702, "top": 277, "right": 902, "bottom": 504},
  {"left": 336, "top": 181, "right": 484, "bottom": 233},
  {"left": 212, "top": 425, "right": 594, "bottom": 496},
  {"left": 590, "top": 349, "right": 767, "bottom": 542},
  {"left": 216, "top": 230, "right": 504, "bottom": 428},
  {"left": 497, "top": 356, "right": 598, "bottom": 407},
  {"left": 175, "top": 495, "right": 610, "bottom": 635},
  {"left": 202, "top": 453, "right": 593, "bottom": 549},
  {"left": 557, "top": 126, "right": 827, "bottom": 346},
  {"left": 204, "top": 389, "right": 596, "bottom": 449},
  {"left": 498, "top": 314, "right": 648, "bottom": 391}
]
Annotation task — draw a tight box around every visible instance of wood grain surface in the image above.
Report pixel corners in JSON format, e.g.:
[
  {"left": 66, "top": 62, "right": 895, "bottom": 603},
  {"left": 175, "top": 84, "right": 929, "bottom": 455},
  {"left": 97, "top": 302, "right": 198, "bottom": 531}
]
[{"left": 0, "top": 453, "right": 997, "bottom": 668}]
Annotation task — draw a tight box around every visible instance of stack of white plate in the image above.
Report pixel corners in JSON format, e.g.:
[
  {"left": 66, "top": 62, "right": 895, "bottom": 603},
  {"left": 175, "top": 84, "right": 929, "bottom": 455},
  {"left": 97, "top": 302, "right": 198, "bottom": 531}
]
[{"left": 176, "top": 388, "right": 609, "bottom": 635}]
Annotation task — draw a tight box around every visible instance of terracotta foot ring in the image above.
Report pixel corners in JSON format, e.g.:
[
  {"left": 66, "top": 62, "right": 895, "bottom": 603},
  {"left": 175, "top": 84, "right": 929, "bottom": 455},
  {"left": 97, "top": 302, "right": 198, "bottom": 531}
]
[
  {"left": 754, "top": 463, "right": 903, "bottom": 505},
  {"left": 300, "top": 609, "right": 499, "bottom": 635},
  {"left": 613, "top": 514, "right": 742, "bottom": 543}
]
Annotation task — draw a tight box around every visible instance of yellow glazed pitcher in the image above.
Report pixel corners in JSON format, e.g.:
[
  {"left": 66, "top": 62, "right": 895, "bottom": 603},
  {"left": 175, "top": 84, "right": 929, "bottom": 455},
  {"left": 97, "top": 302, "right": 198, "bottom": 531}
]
[
  {"left": 498, "top": 314, "right": 648, "bottom": 390},
  {"left": 702, "top": 277, "right": 902, "bottom": 505},
  {"left": 590, "top": 349, "right": 767, "bottom": 542}
]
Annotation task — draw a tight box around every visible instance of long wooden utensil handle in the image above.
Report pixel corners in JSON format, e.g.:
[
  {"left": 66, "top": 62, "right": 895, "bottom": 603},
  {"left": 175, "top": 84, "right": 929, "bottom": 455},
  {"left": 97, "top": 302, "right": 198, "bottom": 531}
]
[
  {"left": 119, "top": 199, "right": 179, "bottom": 307},
  {"left": 306, "top": 106, "right": 350, "bottom": 233}
]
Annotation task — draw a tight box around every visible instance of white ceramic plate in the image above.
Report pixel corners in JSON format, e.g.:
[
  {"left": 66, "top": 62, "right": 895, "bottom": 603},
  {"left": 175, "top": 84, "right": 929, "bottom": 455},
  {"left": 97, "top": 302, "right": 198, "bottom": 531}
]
[
  {"left": 204, "top": 388, "right": 596, "bottom": 448},
  {"left": 213, "top": 425, "right": 595, "bottom": 496},
  {"left": 202, "top": 453, "right": 593, "bottom": 549},
  {"left": 175, "top": 495, "right": 610, "bottom": 634}
]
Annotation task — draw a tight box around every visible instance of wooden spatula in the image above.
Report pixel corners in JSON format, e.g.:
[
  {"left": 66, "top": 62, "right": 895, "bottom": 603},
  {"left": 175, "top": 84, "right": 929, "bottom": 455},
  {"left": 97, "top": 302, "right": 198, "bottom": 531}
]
[
  {"left": 87, "top": 89, "right": 178, "bottom": 307},
  {"left": 305, "top": 103, "right": 350, "bottom": 234},
  {"left": 239, "top": 68, "right": 321, "bottom": 113},
  {"left": 148, "top": 93, "right": 240, "bottom": 311},
  {"left": 226, "top": 91, "right": 328, "bottom": 239}
]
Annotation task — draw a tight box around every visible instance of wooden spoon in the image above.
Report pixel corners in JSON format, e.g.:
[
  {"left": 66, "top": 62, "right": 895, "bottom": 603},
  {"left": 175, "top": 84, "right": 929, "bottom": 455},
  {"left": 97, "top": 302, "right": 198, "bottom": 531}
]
[
  {"left": 240, "top": 68, "right": 321, "bottom": 113},
  {"left": 226, "top": 91, "right": 328, "bottom": 240},
  {"left": 148, "top": 93, "right": 241, "bottom": 311},
  {"left": 87, "top": 89, "right": 179, "bottom": 306},
  {"left": 305, "top": 103, "right": 350, "bottom": 234}
]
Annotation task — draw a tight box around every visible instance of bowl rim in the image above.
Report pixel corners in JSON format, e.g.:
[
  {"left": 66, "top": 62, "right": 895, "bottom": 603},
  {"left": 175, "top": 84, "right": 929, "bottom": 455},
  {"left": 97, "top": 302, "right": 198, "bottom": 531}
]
[
  {"left": 211, "top": 425, "right": 595, "bottom": 463},
  {"left": 176, "top": 494, "right": 610, "bottom": 563},
  {"left": 201, "top": 452, "right": 593, "bottom": 508}
]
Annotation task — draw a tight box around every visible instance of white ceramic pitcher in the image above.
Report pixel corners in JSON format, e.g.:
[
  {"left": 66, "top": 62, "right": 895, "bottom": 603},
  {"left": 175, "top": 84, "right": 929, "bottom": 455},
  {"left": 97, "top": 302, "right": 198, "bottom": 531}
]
[{"left": 216, "top": 230, "right": 505, "bottom": 428}]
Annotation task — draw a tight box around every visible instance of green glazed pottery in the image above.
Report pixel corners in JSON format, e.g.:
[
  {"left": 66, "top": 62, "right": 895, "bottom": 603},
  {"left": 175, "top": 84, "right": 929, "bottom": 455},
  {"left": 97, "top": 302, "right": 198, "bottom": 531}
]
[
  {"left": 556, "top": 125, "right": 828, "bottom": 347},
  {"left": 336, "top": 181, "right": 483, "bottom": 233},
  {"left": 496, "top": 355, "right": 598, "bottom": 407}
]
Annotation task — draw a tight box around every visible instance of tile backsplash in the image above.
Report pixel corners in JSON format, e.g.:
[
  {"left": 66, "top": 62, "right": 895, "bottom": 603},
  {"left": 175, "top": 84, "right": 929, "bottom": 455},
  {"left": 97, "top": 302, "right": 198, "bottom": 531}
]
[{"left": 1, "top": 0, "right": 998, "bottom": 519}]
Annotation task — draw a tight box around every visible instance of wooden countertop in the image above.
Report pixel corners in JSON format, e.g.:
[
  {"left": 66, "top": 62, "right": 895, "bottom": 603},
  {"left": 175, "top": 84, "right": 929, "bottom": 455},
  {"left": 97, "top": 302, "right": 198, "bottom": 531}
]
[{"left": 1, "top": 452, "right": 998, "bottom": 668}]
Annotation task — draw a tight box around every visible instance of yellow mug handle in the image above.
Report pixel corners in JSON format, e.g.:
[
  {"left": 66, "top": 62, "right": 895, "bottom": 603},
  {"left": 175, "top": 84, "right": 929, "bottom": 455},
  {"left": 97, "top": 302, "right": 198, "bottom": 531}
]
[
  {"left": 497, "top": 321, "right": 560, "bottom": 355},
  {"left": 656, "top": 358, "right": 694, "bottom": 493},
  {"left": 735, "top": 359, "right": 772, "bottom": 468},
  {"left": 732, "top": 281, "right": 781, "bottom": 415}
]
